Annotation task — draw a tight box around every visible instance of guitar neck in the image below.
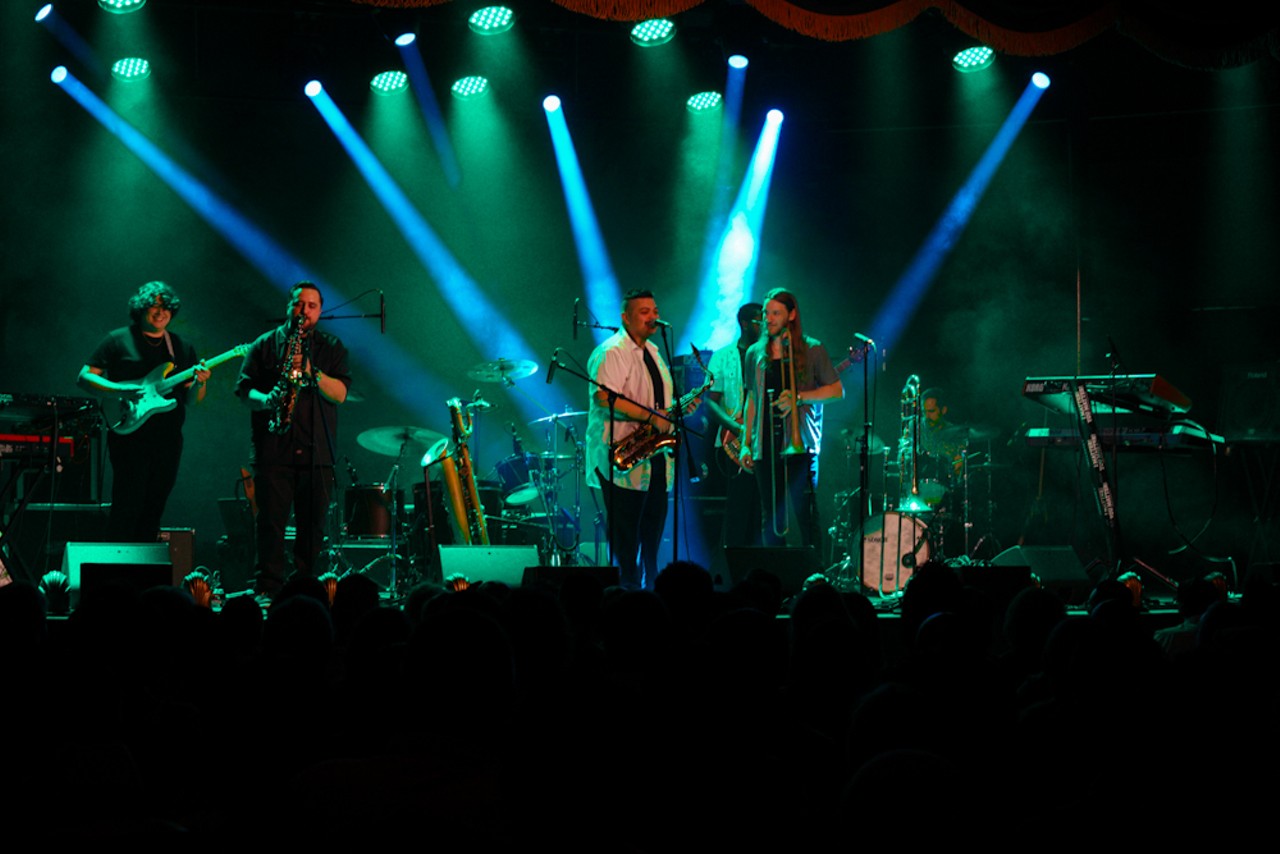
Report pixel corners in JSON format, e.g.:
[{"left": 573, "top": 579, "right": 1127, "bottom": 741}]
[{"left": 156, "top": 346, "right": 246, "bottom": 393}]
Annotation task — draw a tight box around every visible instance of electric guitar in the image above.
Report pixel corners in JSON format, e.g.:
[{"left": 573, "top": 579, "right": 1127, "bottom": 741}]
[{"left": 107, "top": 344, "right": 250, "bottom": 435}]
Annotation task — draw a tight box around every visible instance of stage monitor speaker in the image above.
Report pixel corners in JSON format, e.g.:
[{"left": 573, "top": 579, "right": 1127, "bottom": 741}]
[
  {"left": 438, "top": 545, "right": 539, "bottom": 587},
  {"left": 991, "top": 545, "right": 1092, "bottom": 605},
  {"left": 62, "top": 541, "right": 174, "bottom": 608},
  {"left": 522, "top": 564, "right": 619, "bottom": 590},
  {"left": 724, "top": 546, "right": 822, "bottom": 596}
]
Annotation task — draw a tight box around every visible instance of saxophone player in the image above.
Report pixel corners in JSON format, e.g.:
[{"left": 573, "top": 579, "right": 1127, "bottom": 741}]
[
  {"left": 236, "top": 282, "right": 351, "bottom": 600},
  {"left": 586, "top": 289, "right": 693, "bottom": 589}
]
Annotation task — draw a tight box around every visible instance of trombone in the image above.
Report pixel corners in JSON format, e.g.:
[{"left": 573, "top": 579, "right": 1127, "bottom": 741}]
[{"left": 769, "top": 333, "right": 808, "bottom": 538}]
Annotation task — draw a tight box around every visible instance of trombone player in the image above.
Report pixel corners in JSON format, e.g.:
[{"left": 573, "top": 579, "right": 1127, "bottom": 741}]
[{"left": 739, "top": 288, "right": 843, "bottom": 548}]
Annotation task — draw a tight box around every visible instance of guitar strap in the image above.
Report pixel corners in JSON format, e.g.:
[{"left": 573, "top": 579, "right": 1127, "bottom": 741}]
[{"left": 162, "top": 330, "right": 175, "bottom": 360}]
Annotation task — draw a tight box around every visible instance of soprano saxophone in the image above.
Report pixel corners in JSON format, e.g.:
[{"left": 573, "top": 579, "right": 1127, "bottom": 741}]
[{"left": 267, "top": 313, "right": 306, "bottom": 436}]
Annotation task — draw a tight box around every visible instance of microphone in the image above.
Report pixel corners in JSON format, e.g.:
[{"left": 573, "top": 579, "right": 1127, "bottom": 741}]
[
  {"left": 546, "top": 348, "right": 560, "bottom": 384},
  {"left": 470, "top": 389, "right": 493, "bottom": 411},
  {"left": 380, "top": 291, "right": 386, "bottom": 335},
  {"left": 652, "top": 319, "right": 672, "bottom": 328},
  {"left": 572, "top": 298, "right": 580, "bottom": 341},
  {"left": 853, "top": 332, "right": 875, "bottom": 347},
  {"left": 343, "top": 455, "right": 361, "bottom": 486}
]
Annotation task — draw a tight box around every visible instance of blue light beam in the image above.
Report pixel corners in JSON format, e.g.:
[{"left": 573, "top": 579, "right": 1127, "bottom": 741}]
[
  {"left": 306, "top": 82, "right": 563, "bottom": 418},
  {"left": 682, "top": 109, "right": 784, "bottom": 352},
  {"left": 396, "top": 36, "right": 462, "bottom": 187},
  {"left": 50, "top": 68, "right": 454, "bottom": 426},
  {"left": 543, "top": 96, "right": 621, "bottom": 344},
  {"left": 36, "top": 10, "right": 104, "bottom": 80},
  {"left": 868, "top": 77, "right": 1049, "bottom": 352}
]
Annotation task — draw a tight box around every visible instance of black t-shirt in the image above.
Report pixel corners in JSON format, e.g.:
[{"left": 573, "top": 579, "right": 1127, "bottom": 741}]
[
  {"left": 88, "top": 325, "right": 199, "bottom": 434},
  {"left": 235, "top": 326, "right": 352, "bottom": 466}
]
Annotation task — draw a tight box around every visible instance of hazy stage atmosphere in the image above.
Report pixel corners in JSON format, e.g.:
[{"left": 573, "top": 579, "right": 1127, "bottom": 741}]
[{"left": 2, "top": 0, "right": 1278, "bottom": 590}]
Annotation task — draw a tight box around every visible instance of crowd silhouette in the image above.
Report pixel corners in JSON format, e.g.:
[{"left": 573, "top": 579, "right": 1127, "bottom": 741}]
[{"left": 3, "top": 557, "right": 1276, "bottom": 844}]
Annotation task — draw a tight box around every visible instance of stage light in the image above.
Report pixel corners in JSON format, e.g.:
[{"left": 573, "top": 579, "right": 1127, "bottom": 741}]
[
  {"left": 686, "top": 91, "right": 723, "bottom": 113},
  {"left": 305, "top": 80, "right": 322, "bottom": 98},
  {"left": 630, "top": 19, "right": 675, "bottom": 47},
  {"left": 451, "top": 75, "right": 490, "bottom": 99},
  {"left": 98, "top": 0, "right": 145, "bottom": 13},
  {"left": 543, "top": 94, "right": 561, "bottom": 112},
  {"left": 51, "top": 65, "right": 68, "bottom": 84},
  {"left": 395, "top": 32, "right": 416, "bottom": 47},
  {"left": 370, "top": 70, "right": 408, "bottom": 95},
  {"left": 767, "top": 108, "right": 783, "bottom": 124},
  {"left": 953, "top": 46, "right": 995, "bottom": 73},
  {"left": 468, "top": 6, "right": 514, "bottom": 35},
  {"left": 110, "top": 56, "right": 150, "bottom": 81},
  {"left": 35, "top": 4, "right": 52, "bottom": 22},
  {"left": 728, "top": 54, "right": 748, "bottom": 70},
  {"left": 1032, "top": 72, "right": 1051, "bottom": 89}
]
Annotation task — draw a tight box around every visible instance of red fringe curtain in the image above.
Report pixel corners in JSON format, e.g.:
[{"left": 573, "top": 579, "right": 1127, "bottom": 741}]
[{"left": 348, "top": 0, "right": 1278, "bottom": 66}]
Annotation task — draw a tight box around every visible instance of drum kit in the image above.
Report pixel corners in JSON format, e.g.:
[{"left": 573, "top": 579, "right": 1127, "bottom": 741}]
[
  {"left": 331, "top": 357, "right": 594, "bottom": 595},
  {"left": 831, "top": 376, "right": 1005, "bottom": 598}
]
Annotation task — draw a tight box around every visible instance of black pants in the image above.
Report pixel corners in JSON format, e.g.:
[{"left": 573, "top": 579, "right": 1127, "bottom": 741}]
[
  {"left": 106, "top": 426, "right": 182, "bottom": 542},
  {"left": 722, "top": 457, "right": 762, "bottom": 549},
  {"left": 598, "top": 462, "right": 668, "bottom": 589},
  {"left": 253, "top": 463, "right": 333, "bottom": 594},
  {"left": 756, "top": 429, "right": 819, "bottom": 548}
]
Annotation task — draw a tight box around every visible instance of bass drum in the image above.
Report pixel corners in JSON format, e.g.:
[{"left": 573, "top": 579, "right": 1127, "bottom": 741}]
[{"left": 860, "top": 511, "right": 930, "bottom": 595}]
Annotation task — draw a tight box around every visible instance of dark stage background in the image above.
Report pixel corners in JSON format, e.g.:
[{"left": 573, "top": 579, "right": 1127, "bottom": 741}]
[{"left": 2, "top": 1, "right": 1278, "bottom": 585}]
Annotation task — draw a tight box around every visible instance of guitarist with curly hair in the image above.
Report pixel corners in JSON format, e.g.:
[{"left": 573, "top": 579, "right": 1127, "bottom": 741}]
[{"left": 78, "top": 281, "right": 210, "bottom": 542}]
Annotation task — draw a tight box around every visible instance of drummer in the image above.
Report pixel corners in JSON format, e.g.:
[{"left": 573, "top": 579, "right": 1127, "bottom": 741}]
[{"left": 919, "top": 388, "right": 966, "bottom": 467}]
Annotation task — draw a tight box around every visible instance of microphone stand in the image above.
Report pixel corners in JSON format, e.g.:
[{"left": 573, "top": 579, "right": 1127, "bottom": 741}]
[
  {"left": 659, "top": 324, "right": 683, "bottom": 565},
  {"left": 857, "top": 340, "right": 877, "bottom": 582}
]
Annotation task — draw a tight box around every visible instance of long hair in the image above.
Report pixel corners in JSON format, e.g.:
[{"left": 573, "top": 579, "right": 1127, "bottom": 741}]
[
  {"left": 763, "top": 287, "right": 809, "bottom": 386},
  {"left": 127, "top": 281, "right": 181, "bottom": 324}
]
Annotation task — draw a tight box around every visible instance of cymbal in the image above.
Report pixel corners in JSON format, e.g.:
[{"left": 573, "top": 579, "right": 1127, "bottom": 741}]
[
  {"left": 357, "top": 425, "right": 447, "bottom": 457},
  {"left": 529, "top": 410, "right": 588, "bottom": 425},
  {"left": 467, "top": 358, "right": 538, "bottom": 384}
]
